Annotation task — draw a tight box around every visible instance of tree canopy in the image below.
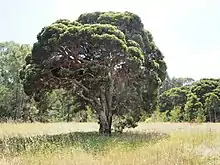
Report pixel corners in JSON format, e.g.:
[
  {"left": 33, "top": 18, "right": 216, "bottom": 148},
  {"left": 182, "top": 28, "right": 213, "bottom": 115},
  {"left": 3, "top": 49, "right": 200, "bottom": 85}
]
[{"left": 20, "top": 11, "right": 167, "bottom": 135}]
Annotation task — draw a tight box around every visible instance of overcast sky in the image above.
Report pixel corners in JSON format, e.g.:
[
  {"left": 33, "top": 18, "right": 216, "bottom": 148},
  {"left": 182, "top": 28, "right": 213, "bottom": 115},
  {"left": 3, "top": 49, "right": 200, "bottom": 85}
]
[{"left": 1, "top": 0, "right": 220, "bottom": 80}]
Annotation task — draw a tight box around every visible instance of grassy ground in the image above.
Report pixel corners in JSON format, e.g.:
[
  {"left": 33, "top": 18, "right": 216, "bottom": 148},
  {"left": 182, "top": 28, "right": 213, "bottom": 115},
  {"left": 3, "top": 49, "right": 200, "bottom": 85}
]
[{"left": 1, "top": 122, "right": 220, "bottom": 165}]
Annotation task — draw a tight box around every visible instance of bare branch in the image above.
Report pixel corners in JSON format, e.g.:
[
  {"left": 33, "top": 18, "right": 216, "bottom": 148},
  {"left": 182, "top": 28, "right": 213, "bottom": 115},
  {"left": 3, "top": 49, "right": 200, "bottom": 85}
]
[
  {"left": 51, "top": 72, "right": 90, "bottom": 93},
  {"left": 72, "top": 79, "right": 89, "bottom": 92},
  {"left": 77, "top": 91, "right": 94, "bottom": 105}
]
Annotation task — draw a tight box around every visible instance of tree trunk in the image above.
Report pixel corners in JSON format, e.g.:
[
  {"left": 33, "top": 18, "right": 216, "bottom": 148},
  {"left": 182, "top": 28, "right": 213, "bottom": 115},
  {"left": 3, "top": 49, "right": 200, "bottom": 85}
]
[
  {"left": 22, "top": 107, "right": 29, "bottom": 122},
  {"left": 66, "top": 104, "right": 71, "bottom": 122},
  {"left": 208, "top": 110, "right": 211, "bottom": 122},
  {"left": 13, "top": 87, "right": 18, "bottom": 120},
  {"left": 214, "top": 108, "right": 217, "bottom": 123},
  {"left": 98, "top": 68, "right": 114, "bottom": 136},
  {"left": 98, "top": 110, "right": 112, "bottom": 136}
]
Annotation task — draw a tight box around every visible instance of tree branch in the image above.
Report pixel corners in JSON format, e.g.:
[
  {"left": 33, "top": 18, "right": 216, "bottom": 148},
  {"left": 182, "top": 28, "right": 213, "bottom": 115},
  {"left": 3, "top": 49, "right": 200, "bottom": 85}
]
[
  {"left": 77, "top": 91, "right": 94, "bottom": 106},
  {"left": 72, "top": 79, "right": 89, "bottom": 93}
]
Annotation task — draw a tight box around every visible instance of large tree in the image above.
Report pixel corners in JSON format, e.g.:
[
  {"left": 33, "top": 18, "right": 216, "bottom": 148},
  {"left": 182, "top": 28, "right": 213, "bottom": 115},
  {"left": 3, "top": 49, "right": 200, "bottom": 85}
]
[{"left": 20, "top": 11, "right": 167, "bottom": 135}]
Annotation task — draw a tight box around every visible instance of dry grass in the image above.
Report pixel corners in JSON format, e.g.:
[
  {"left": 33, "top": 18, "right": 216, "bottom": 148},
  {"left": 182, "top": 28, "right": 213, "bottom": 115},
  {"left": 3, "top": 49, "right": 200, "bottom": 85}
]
[
  {"left": 1, "top": 122, "right": 220, "bottom": 165},
  {"left": 1, "top": 122, "right": 220, "bottom": 139},
  {"left": 0, "top": 122, "right": 99, "bottom": 139}
]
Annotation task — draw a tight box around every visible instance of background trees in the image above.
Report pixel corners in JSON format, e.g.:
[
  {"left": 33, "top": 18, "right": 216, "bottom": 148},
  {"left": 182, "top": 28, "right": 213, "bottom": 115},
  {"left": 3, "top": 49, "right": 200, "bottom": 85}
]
[
  {"left": 157, "top": 78, "right": 220, "bottom": 122},
  {"left": 0, "top": 41, "right": 31, "bottom": 121},
  {"left": 0, "top": 42, "right": 90, "bottom": 123},
  {"left": 159, "top": 75, "right": 194, "bottom": 94}
]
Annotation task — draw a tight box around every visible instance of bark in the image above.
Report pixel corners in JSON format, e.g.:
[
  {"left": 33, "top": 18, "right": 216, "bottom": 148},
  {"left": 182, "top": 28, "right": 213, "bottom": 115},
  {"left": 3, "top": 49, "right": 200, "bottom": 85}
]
[
  {"left": 98, "top": 110, "right": 112, "bottom": 136},
  {"left": 22, "top": 107, "right": 29, "bottom": 122},
  {"left": 214, "top": 108, "right": 217, "bottom": 123},
  {"left": 14, "top": 74, "right": 23, "bottom": 120},
  {"left": 209, "top": 110, "right": 212, "bottom": 122},
  {"left": 98, "top": 84, "right": 113, "bottom": 136},
  {"left": 66, "top": 104, "right": 71, "bottom": 122},
  {"left": 13, "top": 88, "right": 19, "bottom": 120},
  {"left": 74, "top": 64, "right": 115, "bottom": 136}
]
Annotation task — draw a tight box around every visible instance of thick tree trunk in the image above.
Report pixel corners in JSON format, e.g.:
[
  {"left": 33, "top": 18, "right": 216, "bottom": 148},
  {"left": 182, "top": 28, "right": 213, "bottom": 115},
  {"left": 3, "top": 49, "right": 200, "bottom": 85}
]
[
  {"left": 98, "top": 68, "right": 114, "bottom": 136},
  {"left": 98, "top": 110, "right": 112, "bottom": 136},
  {"left": 98, "top": 84, "right": 114, "bottom": 136}
]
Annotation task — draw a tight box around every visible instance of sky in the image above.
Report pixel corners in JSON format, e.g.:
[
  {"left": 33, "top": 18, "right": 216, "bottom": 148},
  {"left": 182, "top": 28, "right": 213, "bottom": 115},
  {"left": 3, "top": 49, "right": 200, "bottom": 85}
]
[{"left": 1, "top": 0, "right": 220, "bottom": 80}]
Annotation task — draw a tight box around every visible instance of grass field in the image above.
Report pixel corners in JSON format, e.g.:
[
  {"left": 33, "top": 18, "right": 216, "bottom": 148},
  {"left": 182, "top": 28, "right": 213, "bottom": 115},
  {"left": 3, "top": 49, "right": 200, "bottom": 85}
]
[{"left": 1, "top": 122, "right": 220, "bottom": 165}]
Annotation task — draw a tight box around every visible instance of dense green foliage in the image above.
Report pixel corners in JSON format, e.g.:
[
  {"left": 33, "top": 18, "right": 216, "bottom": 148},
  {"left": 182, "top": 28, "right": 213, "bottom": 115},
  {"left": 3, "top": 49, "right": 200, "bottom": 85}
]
[
  {"left": 20, "top": 11, "right": 167, "bottom": 135},
  {"left": 0, "top": 41, "right": 92, "bottom": 123},
  {"left": 0, "top": 41, "right": 31, "bottom": 121},
  {"left": 157, "top": 78, "right": 220, "bottom": 122}
]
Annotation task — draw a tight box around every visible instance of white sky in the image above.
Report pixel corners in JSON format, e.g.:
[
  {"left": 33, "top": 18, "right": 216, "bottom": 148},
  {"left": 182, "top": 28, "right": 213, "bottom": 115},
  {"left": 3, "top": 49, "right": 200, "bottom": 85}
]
[{"left": 1, "top": 0, "right": 220, "bottom": 80}]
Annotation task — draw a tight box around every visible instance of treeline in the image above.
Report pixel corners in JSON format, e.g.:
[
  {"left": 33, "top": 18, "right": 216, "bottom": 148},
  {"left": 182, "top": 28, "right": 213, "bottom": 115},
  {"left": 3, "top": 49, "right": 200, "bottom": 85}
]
[
  {"left": 1, "top": 41, "right": 219, "bottom": 124},
  {"left": 155, "top": 78, "right": 220, "bottom": 122}
]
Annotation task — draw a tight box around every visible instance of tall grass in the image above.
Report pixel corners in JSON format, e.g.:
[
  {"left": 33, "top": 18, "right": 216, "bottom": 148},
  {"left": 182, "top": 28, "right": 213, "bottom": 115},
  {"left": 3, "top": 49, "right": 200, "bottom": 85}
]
[
  {"left": 1, "top": 122, "right": 220, "bottom": 165},
  {"left": 0, "top": 131, "right": 166, "bottom": 155},
  {"left": 0, "top": 122, "right": 99, "bottom": 139}
]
